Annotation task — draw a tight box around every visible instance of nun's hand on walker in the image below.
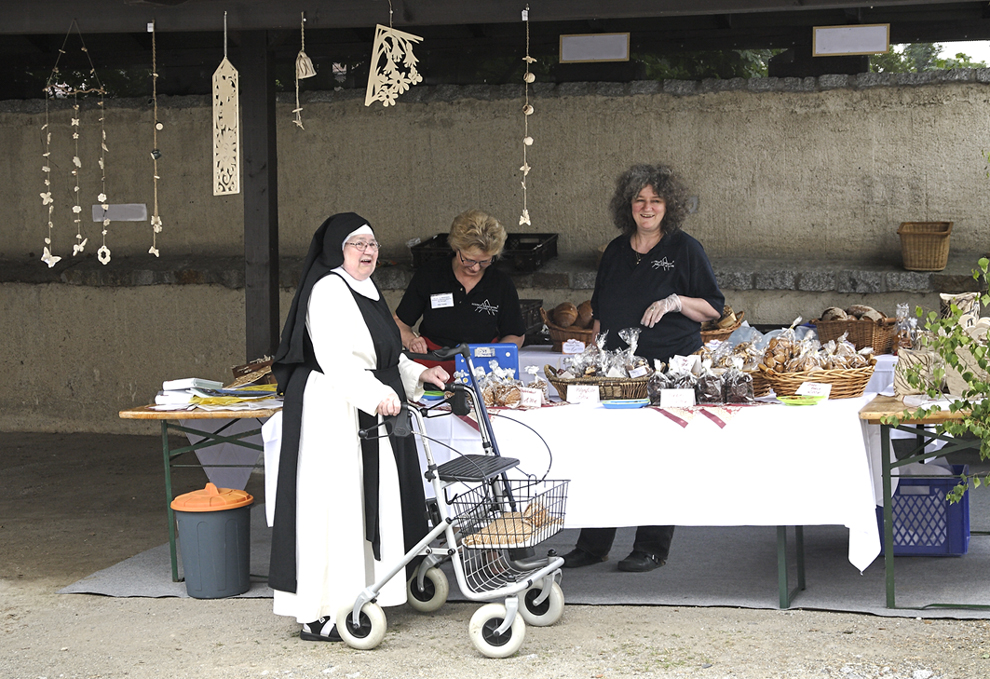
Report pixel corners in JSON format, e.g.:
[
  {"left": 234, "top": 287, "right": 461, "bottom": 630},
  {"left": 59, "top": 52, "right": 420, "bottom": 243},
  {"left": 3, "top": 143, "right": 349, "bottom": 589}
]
[
  {"left": 418, "top": 365, "right": 449, "bottom": 390},
  {"left": 641, "top": 293, "right": 681, "bottom": 328},
  {"left": 377, "top": 392, "right": 403, "bottom": 417}
]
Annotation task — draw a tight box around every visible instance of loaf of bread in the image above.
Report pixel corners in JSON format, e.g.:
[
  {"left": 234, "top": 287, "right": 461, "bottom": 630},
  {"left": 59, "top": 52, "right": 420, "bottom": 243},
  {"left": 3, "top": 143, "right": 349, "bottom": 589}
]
[
  {"left": 820, "top": 306, "right": 848, "bottom": 321},
  {"left": 553, "top": 301, "right": 578, "bottom": 328},
  {"left": 575, "top": 300, "right": 594, "bottom": 329}
]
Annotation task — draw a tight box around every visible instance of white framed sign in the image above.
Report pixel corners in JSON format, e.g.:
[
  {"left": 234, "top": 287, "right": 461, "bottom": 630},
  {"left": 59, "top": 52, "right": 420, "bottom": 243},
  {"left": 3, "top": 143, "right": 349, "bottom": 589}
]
[
  {"left": 560, "top": 33, "right": 630, "bottom": 63},
  {"left": 813, "top": 24, "right": 890, "bottom": 57}
]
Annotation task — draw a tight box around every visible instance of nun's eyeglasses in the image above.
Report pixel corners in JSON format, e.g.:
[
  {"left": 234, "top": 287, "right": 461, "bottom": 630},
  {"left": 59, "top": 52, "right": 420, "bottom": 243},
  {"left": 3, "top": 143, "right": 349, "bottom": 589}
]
[{"left": 346, "top": 240, "right": 381, "bottom": 252}]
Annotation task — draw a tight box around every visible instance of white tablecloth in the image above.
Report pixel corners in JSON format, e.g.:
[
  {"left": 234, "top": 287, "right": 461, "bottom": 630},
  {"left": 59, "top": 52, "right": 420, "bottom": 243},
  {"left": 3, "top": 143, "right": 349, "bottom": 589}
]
[{"left": 418, "top": 395, "right": 882, "bottom": 572}]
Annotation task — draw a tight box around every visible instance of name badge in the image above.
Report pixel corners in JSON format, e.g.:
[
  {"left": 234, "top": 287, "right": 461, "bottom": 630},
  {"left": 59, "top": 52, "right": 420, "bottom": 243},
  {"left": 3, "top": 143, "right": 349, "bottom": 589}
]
[{"left": 430, "top": 293, "right": 454, "bottom": 309}]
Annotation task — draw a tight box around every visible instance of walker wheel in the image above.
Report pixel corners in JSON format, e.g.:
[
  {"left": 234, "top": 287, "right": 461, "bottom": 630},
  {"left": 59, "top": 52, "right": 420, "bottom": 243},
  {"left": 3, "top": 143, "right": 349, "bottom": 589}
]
[
  {"left": 520, "top": 580, "right": 565, "bottom": 627},
  {"left": 335, "top": 602, "right": 387, "bottom": 650},
  {"left": 407, "top": 567, "right": 449, "bottom": 613},
  {"left": 468, "top": 603, "right": 525, "bottom": 658}
]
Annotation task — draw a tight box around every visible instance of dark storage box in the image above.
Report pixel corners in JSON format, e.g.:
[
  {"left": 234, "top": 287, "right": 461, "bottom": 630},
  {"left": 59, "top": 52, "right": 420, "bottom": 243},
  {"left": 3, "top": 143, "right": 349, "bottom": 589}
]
[
  {"left": 519, "top": 299, "right": 543, "bottom": 335},
  {"left": 876, "top": 464, "right": 970, "bottom": 556},
  {"left": 410, "top": 233, "right": 559, "bottom": 273}
]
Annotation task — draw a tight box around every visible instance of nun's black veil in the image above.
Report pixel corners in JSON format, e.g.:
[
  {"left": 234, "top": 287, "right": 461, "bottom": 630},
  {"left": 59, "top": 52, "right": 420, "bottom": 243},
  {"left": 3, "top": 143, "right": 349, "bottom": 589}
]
[{"left": 268, "top": 212, "right": 370, "bottom": 593}]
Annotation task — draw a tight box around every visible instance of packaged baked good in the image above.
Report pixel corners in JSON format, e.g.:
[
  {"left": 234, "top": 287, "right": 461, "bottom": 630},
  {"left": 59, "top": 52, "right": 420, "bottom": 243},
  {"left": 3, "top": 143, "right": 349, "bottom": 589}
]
[
  {"left": 723, "top": 367, "right": 755, "bottom": 403},
  {"left": 647, "top": 370, "right": 672, "bottom": 404},
  {"left": 695, "top": 369, "right": 723, "bottom": 404}
]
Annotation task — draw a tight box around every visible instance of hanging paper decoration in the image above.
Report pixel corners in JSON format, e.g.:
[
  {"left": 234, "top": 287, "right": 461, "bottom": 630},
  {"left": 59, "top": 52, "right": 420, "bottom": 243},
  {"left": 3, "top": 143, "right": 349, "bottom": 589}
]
[
  {"left": 149, "top": 19, "right": 163, "bottom": 257},
  {"left": 518, "top": 6, "right": 536, "bottom": 227},
  {"left": 364, "top": 24, "right": 423, "bottom": 107},
  {"left": 293, "top": 12, "right": 317, "bottom": 129},
  {"left": 213, "top": 12, "right": 240, "bottom": 195},
  {"left": 40, "top": 20, "right": 110, "bottom": 267}
]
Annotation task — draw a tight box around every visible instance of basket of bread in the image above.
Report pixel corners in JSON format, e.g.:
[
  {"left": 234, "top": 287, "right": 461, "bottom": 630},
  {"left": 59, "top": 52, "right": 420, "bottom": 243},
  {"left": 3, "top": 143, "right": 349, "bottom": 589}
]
[
  {"left": 701, "top": 305, "right": 745, "bottom": 343},
  {"left": 812, "top": 305, "right": 897, "bottom": 354},
  {"left": 758, "top": 330, "right": 876, "bottom": 399},
  {"left": 540, "top": 301, "right": 596, "bottom": 351},
  {"left": 544, "top": 327, "right": 653, "bottom": 401}
]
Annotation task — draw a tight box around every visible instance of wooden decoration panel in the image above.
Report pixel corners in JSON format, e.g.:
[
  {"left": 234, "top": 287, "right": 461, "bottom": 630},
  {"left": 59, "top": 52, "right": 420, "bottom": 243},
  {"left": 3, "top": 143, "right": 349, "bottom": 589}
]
[{"left": 213, "top": 57, "right": 240, "bottom": 195}]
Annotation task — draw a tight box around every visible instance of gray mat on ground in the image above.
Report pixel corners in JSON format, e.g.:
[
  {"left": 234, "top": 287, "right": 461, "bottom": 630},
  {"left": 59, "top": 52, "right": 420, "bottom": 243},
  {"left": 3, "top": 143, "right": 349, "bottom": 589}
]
[{"left": 59, "top": 504, "right": 990, "bottom": 618}]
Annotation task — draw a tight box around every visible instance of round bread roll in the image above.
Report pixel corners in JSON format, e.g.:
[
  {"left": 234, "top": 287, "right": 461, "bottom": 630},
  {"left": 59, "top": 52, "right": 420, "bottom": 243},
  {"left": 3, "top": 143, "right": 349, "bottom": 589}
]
[
  {"left": 553, "top": 301, "right": 578, "bottom": 328},
  {"left": 821, "top": 306, "right": 848, "bottom": 321},
  {"left": 845, "top": 305, "right": 878, "bottom": 319},
  {"left": 860, "top": 308, "right": 885, "bottom": 323},
  {"left": 575, "top": 300, "right": 594, "bottom": 329}
]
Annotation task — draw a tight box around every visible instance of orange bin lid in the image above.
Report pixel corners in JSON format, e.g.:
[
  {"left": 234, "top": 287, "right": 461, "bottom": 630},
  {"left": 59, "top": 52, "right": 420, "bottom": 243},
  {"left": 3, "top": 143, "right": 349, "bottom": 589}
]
[{"left": 170, "top": 483, "right": 254, "bottom": 512}]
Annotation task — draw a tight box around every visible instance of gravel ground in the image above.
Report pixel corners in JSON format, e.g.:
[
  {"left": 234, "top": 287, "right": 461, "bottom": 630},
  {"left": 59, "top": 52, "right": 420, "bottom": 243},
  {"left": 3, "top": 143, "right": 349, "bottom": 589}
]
[{"left": 2, "top": 432, "right": 989, "bottom": 678}]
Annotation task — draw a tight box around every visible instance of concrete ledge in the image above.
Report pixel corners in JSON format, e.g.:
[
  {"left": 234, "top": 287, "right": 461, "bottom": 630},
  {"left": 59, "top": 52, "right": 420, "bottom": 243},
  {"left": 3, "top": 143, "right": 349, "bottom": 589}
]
[{"left": 2, "top": 254, "right": 983, "bottom": 294}]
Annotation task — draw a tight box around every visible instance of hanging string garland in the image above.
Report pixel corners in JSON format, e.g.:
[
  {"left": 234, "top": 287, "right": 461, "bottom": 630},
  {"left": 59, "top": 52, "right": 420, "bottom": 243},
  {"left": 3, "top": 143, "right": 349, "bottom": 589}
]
[
  {"left": 40, "top": 20, "right": 110, "bottom": 267},
  {"left": 365, "top": 0, "right": 423, "bottom": 107},
  {"left": 148, "top": 20, "right": 163, "bottom": 258},
  {"left": 213, "top": 11, "right": 240, "bottom": 195},
  {"left": 519, "top": 6, "right": 536, "bottom": 227},
  {"left": 293, "top": 12, "right": 317, "bottom": 129}
]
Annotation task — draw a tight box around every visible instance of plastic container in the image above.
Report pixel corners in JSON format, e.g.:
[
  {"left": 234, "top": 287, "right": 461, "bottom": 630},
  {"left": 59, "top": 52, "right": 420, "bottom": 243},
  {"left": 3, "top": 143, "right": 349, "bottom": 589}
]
[
  {"left": 410, "top": 233, "right": 559, "bottom": 272},
  {"left": 876, "top": 464, "right": 970, "bottom": 556},
  {"left": 170, "top": 483, "right": 254, "bottom": 598}
]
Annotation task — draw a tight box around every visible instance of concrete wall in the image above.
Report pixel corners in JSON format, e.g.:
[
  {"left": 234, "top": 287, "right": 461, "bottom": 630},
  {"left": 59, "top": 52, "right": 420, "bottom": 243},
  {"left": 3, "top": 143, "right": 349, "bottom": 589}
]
[{"left": 2, "top": 71, "right": 990, "bottom": 433}]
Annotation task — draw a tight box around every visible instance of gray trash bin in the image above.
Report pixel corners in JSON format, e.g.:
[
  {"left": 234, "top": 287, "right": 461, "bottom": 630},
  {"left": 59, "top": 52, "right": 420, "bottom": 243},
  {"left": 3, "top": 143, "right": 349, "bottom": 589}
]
[{"left": 170, "top": 482, "right": 254, "bottom": 599}]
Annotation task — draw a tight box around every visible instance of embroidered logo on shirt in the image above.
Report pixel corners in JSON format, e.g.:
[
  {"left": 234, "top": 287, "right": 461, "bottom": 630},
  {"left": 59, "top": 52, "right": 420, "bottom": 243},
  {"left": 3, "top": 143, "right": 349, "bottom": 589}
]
[
  {"left": 472, "top": 299, "right": 499, "bottom": 315},
  {"left": 651, "top": 257, "right": 675, "bottom": 271}
]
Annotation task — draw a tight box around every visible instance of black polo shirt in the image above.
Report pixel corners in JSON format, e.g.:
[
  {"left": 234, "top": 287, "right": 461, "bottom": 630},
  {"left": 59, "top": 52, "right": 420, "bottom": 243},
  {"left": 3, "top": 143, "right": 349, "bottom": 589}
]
[
  {"left": 592, "top": 229, "right": 724, "bottom": 364},
  {"left": 395, "top": 257, "right": 527, "bottom": 347}
]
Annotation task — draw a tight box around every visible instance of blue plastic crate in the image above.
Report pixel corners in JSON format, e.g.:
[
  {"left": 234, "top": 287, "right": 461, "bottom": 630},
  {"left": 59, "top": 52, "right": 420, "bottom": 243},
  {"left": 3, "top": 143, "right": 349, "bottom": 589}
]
[{"left": 876, "top": 464, "right": 970, "bottom": 556}]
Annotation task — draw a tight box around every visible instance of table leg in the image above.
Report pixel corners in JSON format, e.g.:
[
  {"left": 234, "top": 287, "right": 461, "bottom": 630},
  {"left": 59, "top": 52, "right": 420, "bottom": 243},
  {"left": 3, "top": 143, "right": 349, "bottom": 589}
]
[
  {"left": 162, "top": 421, "right": 180, "bottom": 583},
  {"left": 881, "top": 424, "right": 895, "bottom": 608},
  {"left": 777, "top": 526, "right": 806, "bottom": 608}
]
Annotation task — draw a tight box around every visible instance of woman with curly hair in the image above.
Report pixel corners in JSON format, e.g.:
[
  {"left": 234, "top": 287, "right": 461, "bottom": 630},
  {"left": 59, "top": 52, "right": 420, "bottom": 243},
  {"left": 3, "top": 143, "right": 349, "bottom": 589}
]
[{"left": 562, "top": 163, "right": 724, "bottom": 573}]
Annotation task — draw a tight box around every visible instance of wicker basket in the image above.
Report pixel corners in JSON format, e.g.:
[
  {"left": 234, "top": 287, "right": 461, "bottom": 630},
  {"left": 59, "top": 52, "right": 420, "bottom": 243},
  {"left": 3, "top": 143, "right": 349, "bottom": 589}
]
[
  {"left": 897, "top": 221, "right": 952, "bottom": 272},
  {"left": 540, "top": 308, "right": 595, "bottom": 352},
  {"left": 701, "top": 310, "right": 746, "bottom": 344},
  {"left": 545, "top": 365, "right": 649, "bottom": 401},
  {"left": 812, "top": 317, "right": 897, "bottom": 354},
  {"left": 759, "top": 359, "right": 876, "bottom": 399},
  {"left": 748, "top": 369, "right": 771, "bottom": 398}
]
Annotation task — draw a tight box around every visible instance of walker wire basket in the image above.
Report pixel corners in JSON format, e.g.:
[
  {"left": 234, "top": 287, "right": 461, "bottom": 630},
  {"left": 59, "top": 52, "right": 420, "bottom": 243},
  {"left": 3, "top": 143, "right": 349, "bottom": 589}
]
[{"left": 446, "top": 477, "right": 568, "bottom": 593}]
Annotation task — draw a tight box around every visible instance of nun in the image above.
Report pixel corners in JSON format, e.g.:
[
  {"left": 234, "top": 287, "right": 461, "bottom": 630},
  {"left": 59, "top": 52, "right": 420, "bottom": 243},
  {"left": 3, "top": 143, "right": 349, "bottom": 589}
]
[{"left": 268, "top": 213, "right": 448, "bottom": 641}]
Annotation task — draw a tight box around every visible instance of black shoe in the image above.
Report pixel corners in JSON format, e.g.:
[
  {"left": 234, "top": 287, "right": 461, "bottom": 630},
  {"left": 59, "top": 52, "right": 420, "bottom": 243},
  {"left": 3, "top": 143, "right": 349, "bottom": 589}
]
[
  {"left": 617, "top": 550, "right": 665, "bottom": 573},
  {"left": 561, "top": 548, "right": 608, "bottom": 568},
  {"left": 301, "top": 617, "right": 342, "bottom": 642}
]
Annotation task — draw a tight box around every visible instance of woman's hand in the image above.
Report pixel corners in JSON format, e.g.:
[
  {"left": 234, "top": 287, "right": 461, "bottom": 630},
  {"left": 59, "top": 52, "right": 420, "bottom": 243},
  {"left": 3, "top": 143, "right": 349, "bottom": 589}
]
[
  {"left": 641, "top": 293, "right": 681, "bottom": 328},
  {"left": 407, "top": 335, "right": 428, "bottom": 354},
  {"left": 418, "top": 365, "right": 449, "bottom": 390},
  {"left": 376, "top": 392, "right": 403, "bottom": 417}
]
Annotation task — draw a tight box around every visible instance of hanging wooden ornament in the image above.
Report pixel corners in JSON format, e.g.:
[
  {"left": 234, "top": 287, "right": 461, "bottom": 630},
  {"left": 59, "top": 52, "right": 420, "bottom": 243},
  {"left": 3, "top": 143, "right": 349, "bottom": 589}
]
[
  {"left": 40, "top": 20, "right": 109, "bottom": 267},
  {"left": 213, "top": 11, "right": 240, "bottom": 195},
  {"left": 364, "top": 4, "right": 423, "bottom": 107},
  {"left": 293, "top": 12, "right": 317, "bottom": 130},
  {"left": 518, "top": 6, "right": 536, "bottom": 227},
  {"left": 149, "top": 19, "right": 163, "bottom": 257}
]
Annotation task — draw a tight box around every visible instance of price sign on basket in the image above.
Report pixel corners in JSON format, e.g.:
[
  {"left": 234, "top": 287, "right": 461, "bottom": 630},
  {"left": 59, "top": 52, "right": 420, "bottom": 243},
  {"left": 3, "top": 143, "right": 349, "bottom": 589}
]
[{"left": 796, "top": 382, "right": 832, "bottom": 398}]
